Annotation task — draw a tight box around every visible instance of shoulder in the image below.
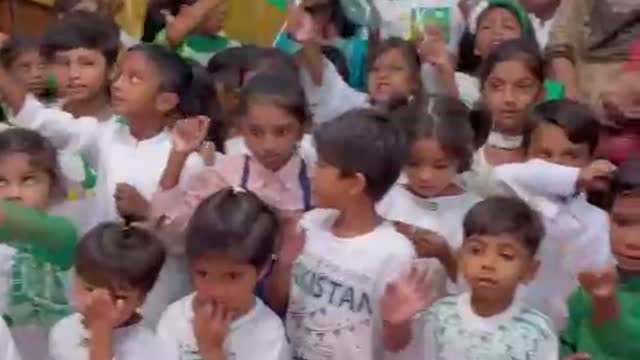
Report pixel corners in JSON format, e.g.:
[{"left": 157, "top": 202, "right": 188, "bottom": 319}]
[
  {"left": 514, "top": 305, "right": 556, "bottom": 340},
  {"left": 50, "top": 313, "right": 84, "bottom": 350},
  {"left": 374, "top": 223, "right": 416, "bottom": 256},
  {"left": 250, "top": 299, "right": 287, "bottom": 335},
  {"left": 428, "top": 295, "right": 460, "bottom": 314},
  {"left": 158, "top": 293, "right": 194, "bottom": 330}
]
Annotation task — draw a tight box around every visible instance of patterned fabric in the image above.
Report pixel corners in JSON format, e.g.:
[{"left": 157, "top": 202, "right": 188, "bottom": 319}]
[{"left": 154, "top": 29, "right": 240, "bottom": 65}]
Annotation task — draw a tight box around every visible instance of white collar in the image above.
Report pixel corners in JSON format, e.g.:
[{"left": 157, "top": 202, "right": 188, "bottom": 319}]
[{"left": 486, "top": 131, "right": 523, "bottom": 150}]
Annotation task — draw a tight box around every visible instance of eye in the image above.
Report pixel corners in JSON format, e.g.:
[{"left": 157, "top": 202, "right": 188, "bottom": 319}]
[
  {"left": 22, "top": 176, "right": 37, "bottom": 185},
  {"left": 0, "top": 179, "right": 7, "bottom": 187},
  {"left": 224, "top": 272, "right": 242, "bottom": 281},
  {"left": 130, "top": 74, "right": 141, "bottom": 84},
  {"left": 195, "top": 270, "right": 208, "bottom": 279},
  {"left": 468, "top": 244, "right": 482, "bottom": 255},
  {"left": 432, "top": 162, "right": 450, "bottom": 170},
  {"left": 500, "top": 252, "right": 515, "bottom": 261},
  {"left": 274, "top": 127, "right": 290, "bottom": 137},
  {"left": 390, "top": 65, "right": 405, "bottom": 72}
]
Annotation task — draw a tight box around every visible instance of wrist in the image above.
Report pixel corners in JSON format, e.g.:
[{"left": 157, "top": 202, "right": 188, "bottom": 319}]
[{"left": 200, "top": 344, "right": 225, "bottom": 360}]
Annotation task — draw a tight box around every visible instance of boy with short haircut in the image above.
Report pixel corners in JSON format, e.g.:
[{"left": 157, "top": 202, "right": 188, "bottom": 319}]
[
  {"left": 155, "top": 0, "right": 239, "bottom": 65},
  {"left": 561, "top": 158, "right": 640, "bottom": 359},
  {"left": 382, "top": 196, "right": 557, "bottom": 359},
  {"left": 269, "top": 108, "right": 417, "bottom": 360},
  {"left": 493, "top": 99, "right": 617, "bottom": 329},
  {"left": 49, "top": 222, "right": 167, "bottom": 359}
]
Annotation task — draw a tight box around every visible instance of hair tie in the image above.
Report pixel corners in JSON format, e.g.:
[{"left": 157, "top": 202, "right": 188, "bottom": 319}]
[{"left": 231, "top": 186, "right": 246, "bottom": 194}]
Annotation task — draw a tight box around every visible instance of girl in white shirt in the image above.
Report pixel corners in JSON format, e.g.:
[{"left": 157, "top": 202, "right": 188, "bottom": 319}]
[
  {"left": 378, "top": 96, "right": 482, "bottom": 295},
  {"left": 157, "top": 188, "right": 290, "bottom": 360}
]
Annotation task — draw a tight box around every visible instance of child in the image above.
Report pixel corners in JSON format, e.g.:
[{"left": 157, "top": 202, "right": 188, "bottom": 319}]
[
  {"left": 155, "top": 0, "right": 239, "bottom": 65},
  {"left": 494, "top": 99, "right": 616, "bottom": 329},
  {"left": 40, "top": 11, "right": 120, "bottom": 121},
  {"left": 0, "top": 44, "right": 205, "bottom": 325},
  {"left": 49, "top": 222, "right": 167, "bottom": 359},
  {"left": 382, "top": 196, "right": 557, "bottom": 359},
  {"left": 378, "top": 96, "right": 481, "bottom": 292},
  {"left": 0, "top": 128, "right": 77, "bottom": 360},
  {"left": 560, "top": 158, "right": 640, "bottom": 359},
  {"left": 267, "top": 108, "right": 416, "bottom": 360},
  {"left": 462, "top": 38, "right": 544, "bottom": 197},
  {"left": 152, "top": 71, "right": 311, "bottom": 236},
  {"left": 157, "top": 188, "right": 290, "bottom": 359},
  {"left": 0, "top": 317, "right": 21, "bottom": 360},
  {"left": 0, "top": 35, "right": 46, "bottom": 102}
]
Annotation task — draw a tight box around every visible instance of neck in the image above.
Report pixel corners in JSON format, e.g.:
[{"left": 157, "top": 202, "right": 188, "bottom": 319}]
[
  {"left": 63, "top": 93, "right": 111, "bottom": 121},
  {"left": 406, "top": 183, "right": 462, "bottom": 199},
  {"left": 470, "top": 291, "right": 514, "bottom": 317},
  {"left": 127, "top": 113, "right": 167, "bottom": 141},
  {"left": 332, "top": 200, "right": 381, "bottom": 238}
]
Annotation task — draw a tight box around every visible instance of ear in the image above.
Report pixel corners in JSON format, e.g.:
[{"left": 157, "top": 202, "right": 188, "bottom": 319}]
[
  {"left": 521, "top": 259, "right": 540, "bottom": 284},
  {"left": 348, "top": 172, "right": 367, "bottom": 197},
  {"left": 256, "top": 259, "right": 273, "bottom": 282},
  {"left": 155, "top": 92, "right": 180, "bottom": 114}
]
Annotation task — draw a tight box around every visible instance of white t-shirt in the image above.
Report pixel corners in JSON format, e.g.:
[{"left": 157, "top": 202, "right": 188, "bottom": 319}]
[
  {"left": 0, "top": 318, "right": 21, "bottom": 360},
  {"left": 393, "top": 293, "right": 557, "bottom": 360},
  {"left": 286, "top": 209, "right": 416, "bottom": 360},
  {"left": 157, "top": 293, "right": 290, "bottom": 360},
  {"left": 49, "top": 313, "right": 166, "bottom": 360},
  {"left": 374, "top": 0, "right": 465, "bottom": 55}
]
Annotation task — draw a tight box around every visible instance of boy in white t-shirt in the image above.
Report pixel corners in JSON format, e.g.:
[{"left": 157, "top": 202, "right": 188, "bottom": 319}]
[
  {"left": 49, "top": 222, "right": 167, "bottom": 360},
  {"left": 382, "top": 196, "right": 557, "bottom": 360},
  {"left": 157, "top": 188, "right": 290, "bottom": 360},
  {"left": 267, "top": 109, "right": 416, "bottom": 360},
  {"left": 0, "top": 317, "right": 21, "bottom": 360}
]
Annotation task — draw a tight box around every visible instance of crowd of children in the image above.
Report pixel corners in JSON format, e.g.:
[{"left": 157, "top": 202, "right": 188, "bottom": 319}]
[{"left": 0, "top": 0, "right": 637, "bottom": 359}]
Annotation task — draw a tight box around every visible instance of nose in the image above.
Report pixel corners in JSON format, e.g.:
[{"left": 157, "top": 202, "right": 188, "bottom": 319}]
[
  {"left": 503, "top": 86, "right": 517, "bottom": 105},
  {"left": 479, "top": 252, "right": 498, "bottom": 271},
  {"left": 416, "top": 166, "right": 433, "bottom": 182},
  {"left": 69, "top": 63, "right": 81, "bottom": 79},
  {"left": 4, "top": 184, "right": 22, "bottom": 202}
]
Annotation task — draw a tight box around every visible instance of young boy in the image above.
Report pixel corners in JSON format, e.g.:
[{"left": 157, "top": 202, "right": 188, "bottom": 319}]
[
  {"left": 157, "top": 189, "right": 289, "bottom": 360},
  {"left": 561, "top": 158, "right": 640, "bottom": 359},
  {"left": 493, "top": 99, "right": 617, "bottom": 329},
  {"left": 49, "top": 222, "right": 166, "bottom": 359},
  {"left": 382, "top": 196, "right": 557, "bottom": 359},
  {"left": 268, "top": 108, "right": 416, "bottom": 360},
  {"left": 155, "top": 0, "right": 239, "bottom": 65}
]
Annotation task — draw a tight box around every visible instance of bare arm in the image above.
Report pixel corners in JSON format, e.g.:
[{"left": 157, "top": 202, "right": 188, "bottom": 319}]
[{"left": 165, "top": 0, "right": 223, "bottom": 47}]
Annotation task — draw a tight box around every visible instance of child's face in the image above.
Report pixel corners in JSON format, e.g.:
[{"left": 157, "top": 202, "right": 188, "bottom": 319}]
[
  {"left": 406, "top": 138, "right": 459, "bottom": 197},
  {"left": 0, "top": 153, "right": 52, "bottom": 211},
  {"left": 527, "top": 123, "right": 592, "bottom": 168},
  {"left": 459, "top": 234, "right": 538, "bottom": 301},
  {"left": 242, "top": 102, "right": 303, "bottom": 171},
  {"left": 9, "top": 49, "right": 45, "bottom": 95},
  {"left": 111, "top": 51, "right": 166, "bottom": 119},
  {"left": 368, "top": 48, "right": 418, "bottom": 104},
  {"left": 483, "top": 60, "right": 541, "bottom": 134},
  {"left": 72, "top": 275, "right": 144, "bottom": 326},
  {"left": 190, "top": 254, "right": 261, "bottom": 318},
  {"left": 53, "top": 48, "right": 109, "bottom": 103},
  {"left": 475, "top": 8, "right": 522, "bottom": 59},
  {"left": 610, "top": 192, "right": 640, "bottom": 271},
  {"left": 311, "top": 158, "right": 360, "bottom": 209}
]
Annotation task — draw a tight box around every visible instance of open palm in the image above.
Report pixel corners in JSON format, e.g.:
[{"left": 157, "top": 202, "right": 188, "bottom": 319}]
[{"left": 382, "top": 267, "right": 436, "bottom": 326}]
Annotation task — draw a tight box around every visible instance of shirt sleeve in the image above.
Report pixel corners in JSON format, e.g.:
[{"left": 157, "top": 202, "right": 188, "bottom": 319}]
[
  {"left": 11, "top": 95, "right": 104, "bottom": 168},
  {"left": 0, "top": 318, "right": 21, "bottom": 360},
  {"left": 493, "top": 159, "right": 580, "bottom": 199},
  {"left": 301, "top": 57, "right": 369, "bottom": 125}
]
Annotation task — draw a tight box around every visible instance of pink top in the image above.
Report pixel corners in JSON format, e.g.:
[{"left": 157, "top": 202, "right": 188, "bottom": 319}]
[{"left": 151, "top": 153, "right": 311, "bottom": 233}]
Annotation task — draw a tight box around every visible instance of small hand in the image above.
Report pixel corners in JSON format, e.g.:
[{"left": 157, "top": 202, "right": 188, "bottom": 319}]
[
  {"left": 286, "top": 5, "right": 321, "bottom": 43},
  {"left": 416, "top": 28, "right": 452, "bottom": 70},
  {"left": 193, "top": 297, "right": 233, "bottom": 356},
  {"left": 395, "top": 222, "right": 450, "bottom": 260},
  {"left": 381, "top": 266, "right": 436, "bottom": 326},
  {"left": 84, "top": 289, "right": 128, "bottom": 332},
  {"left": 114, "top": 183, "right": 150, "bottom": 221},
  {"left": 578, "top": 267, "right": 617, "bottom": 299},
  {"left": 276, "top": 210, "right": 305, "bottom": 265},
  {"left": 172, "top": 116, "right": 211, "bottom": 154},
  {"left": 578, "top": 160, "right": 616, "bottom": 192}
]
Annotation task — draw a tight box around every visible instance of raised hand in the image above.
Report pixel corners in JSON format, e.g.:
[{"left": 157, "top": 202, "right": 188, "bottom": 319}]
[
  {"left": 171, "top": 116, "right": 211, "bottom": 154},
  {"left": 114, "top": 183, "right": 150, "bottom": 221},
  {"left": 381, "top": 266, "right": 436, "bottom": 326},
  {"left": 578, "top": 160, "right": 616, "bottom": 192},
  {"left": 578, "top": 267, "right": 617, "bottom": 299},
  {"left": 416, "top": 27, "right": 452, "bottom": 71},
  {"left": 285, "top": 4, "right": 321, "bottom": 43},
  {"left": 193, "top": 297, "right": 233, "bottom": 357},
  {"left": 84, "top": 289, "right": 128, "bottom": 332}
]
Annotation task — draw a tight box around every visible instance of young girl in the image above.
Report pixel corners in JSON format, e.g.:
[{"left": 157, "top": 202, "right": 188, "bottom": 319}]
[
  {"left": 49, "top": 222, "right": 167, "bottom": 359},
  {"left": 0, "top": 44, "right": 206, "bottom": 325},
  {"left": 462, "top": 38, "right": 544, "bottom": 196},
  {"left": 0, "top": 128, "right": 77, "bottom": 360},
  {"left": 152, "top": 71, "right": 311, "bottom": 236},
  {"left": 378, "top": 96, "right": 482, "bottom": 294},
  {"left": 157, "top": 188, "right": 290, "bottom": 359}
]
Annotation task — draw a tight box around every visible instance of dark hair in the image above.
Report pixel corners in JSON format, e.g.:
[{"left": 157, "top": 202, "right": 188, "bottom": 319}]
[
  {"left": 75, "top": 222, "right": 166, "bottom": 292},
  {"left": 128, "top": 44, "right": 200, "bottom": 116},
  {"left": 611, "top": 157, "right": 640, "bottom": 198},
  {"left": 0, "top": 128, "right": 63, "bottom": 198},
  {"left": 188, "top": 61, "right": 225, "bottom": 150},
  {"left": 367, "top": 37, "right": 422, "bottom": 95},
  {"left": 322, "top": 45, "right": 350, "bottom": 83},
  {"left": 393, "top": 96, "right": 474, "bottom": 172},
  {"left": 525, "top": 99, "right": 600, "bottom": 153},
  {"left": 328, "top": 0, "right": 360, "bottom": 38},
  {"left": 314, "top": 108, "right": 409, "bottom": 201},
  {"left": 0, "top": 34, "right": 40, "bottom": 68},
  {"left": 41, "top": 11, "right": 120, "bottom": 67},
  {"left": 186, "top": 188, "right": 279, "bottom": 270},
  {"left": 464, "top": 196, "right": 545, "bottom": 257},
  {"left": 236, "top": 70, "right": 309, "bottom": 127},
  {"left": 479, "top": 38, "right": 544, "bottom": 88}
]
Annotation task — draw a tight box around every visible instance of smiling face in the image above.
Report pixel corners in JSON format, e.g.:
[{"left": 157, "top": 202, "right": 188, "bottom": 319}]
[
  {"left": 475, "top": 7, "right": 523, "bottom": 59},
  {"left": 610, "top": 192, "right": 640, "bottom": 271}
]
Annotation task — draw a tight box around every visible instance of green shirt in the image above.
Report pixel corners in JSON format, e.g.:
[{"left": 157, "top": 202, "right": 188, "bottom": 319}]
[
  {"left": 154, "top": 28, "right": 239, "bottom": 65},
  {"left": 561, "top": 274, "right": 640, "bottom": 359}
]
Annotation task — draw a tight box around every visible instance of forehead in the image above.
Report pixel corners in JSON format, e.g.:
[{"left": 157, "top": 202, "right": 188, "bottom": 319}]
[
  {"left": 191, "top": 253, "right": 253, "bottom": 271},
  {"left": 245, "top": 101, "right": 298, "bottom": 127},
  {"left": 412, "top": 138, "right": 451, "bottom": 160},
  {"left": 121, "top": 51, "right": 159, "bottom": 76},
  {"left": 487, "top": 60, "right": 535, "bottom": 81},
  {"left": 0, "top": 152, "right": 43, "bottom": 174},
  {"left": 480, "top": 7, "right": 520, "bottom": 25},
  {"left": 55, "top": 47, "right": 104, "bottom": 59},
  {"left": 466, "top": 233, "right": 527, "bottom": 249},
  {"left": 612, "top": 193, "right": 640, "bottom": 217}
]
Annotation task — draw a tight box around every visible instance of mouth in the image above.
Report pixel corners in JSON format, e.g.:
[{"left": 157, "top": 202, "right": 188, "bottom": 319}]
[{"left": 473, "top": 276, "right": 499, "bottom": 287}]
